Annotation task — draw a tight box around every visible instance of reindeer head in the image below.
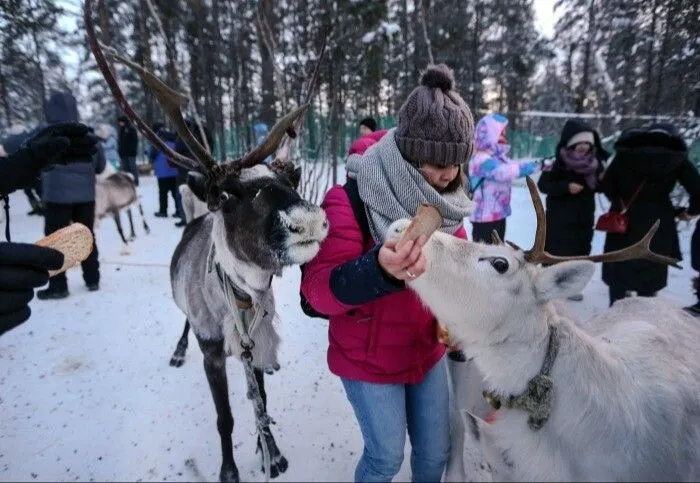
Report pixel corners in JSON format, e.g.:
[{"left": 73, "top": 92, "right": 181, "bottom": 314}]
[
  {"left": 388, "top": 177, "right": 680, "bottom": 344},
  {"left": 83, "top": 0, "right": 328, "bottom": 269}
]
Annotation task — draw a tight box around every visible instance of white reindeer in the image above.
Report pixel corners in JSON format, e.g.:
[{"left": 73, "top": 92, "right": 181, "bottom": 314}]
[{"left": 388, "top": 178, "right": 700, "bottom": 482}]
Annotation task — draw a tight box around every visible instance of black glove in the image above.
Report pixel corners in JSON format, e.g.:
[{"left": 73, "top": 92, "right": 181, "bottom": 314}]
[
  {"left": 0, "top": 242, "right": 64, "bottom": 337},
  {"left": 26, "top": 122, "right": 99, "bottom": 164}
]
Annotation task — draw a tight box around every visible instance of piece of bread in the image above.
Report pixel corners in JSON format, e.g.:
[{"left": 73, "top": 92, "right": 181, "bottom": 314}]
[
  {"left": 396, "top": 204, "right": 443, "bottom": 250},
  {"left": 35, "top": 223, "right": 94, "bottom": 277}
]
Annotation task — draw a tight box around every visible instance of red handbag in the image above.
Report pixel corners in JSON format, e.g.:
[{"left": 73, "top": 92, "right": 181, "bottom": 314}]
[{"left": 595, "top": 181, "right": 646, "bottom": 234}]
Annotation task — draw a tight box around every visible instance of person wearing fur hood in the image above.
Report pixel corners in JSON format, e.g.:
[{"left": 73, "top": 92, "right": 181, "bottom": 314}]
[
  {"left": 600, "top": 123, "right": 700, "bottom": 306},
  {"left": 301, "top": 64, "right": 474, "bottom": 482},
  {"left": 467, "top": 113, "right": 540, "bottom": 242}
]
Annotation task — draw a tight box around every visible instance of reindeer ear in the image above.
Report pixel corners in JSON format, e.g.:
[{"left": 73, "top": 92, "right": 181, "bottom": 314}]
[
  {"left": 533, "top": 261, "right": 595, "bottom": 302},
  {"left": 186, "top": 171, "right": 207, "bottom": 201}
]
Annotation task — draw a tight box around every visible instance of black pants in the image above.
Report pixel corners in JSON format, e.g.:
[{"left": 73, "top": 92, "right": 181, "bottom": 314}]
[
  {"left": 120, "top": 156, "right": 139, "bottom": 186},
  {"left": 608, "top": 286, "right": 656, "bottom": 307},
  {"left": 472, "top": 219, "right": 506, "bottom": 244},
  {"left": 44, "top": 202, "right": 99, "bottom": 291},
  {"left": 157, "top": 176, "right": 184, "bottom": 216}
]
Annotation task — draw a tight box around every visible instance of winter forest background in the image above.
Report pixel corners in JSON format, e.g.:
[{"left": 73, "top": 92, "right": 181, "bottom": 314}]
[{"left": 1, "top": 0, "right": 699, "bottom": 196}]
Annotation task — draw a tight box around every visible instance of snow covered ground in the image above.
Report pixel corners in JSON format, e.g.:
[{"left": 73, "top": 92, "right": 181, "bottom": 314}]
[{"left": 1, "top": 174, "right": 697, "bottom": 482}]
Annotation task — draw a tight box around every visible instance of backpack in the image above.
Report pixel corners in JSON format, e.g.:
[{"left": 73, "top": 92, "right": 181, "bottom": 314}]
[{"left": 299, "top": 178, "right": 371, "bottom": 319}]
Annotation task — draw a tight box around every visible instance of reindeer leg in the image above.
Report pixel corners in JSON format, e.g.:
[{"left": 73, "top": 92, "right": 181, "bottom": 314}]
[
  {"left": 113, "top": 213, "right": 131, "bottom": 255},
  {"left": 127, "top": 208, "right": 136, "bottom": 241},
  {"left": 251, "top": 368, "right": 288, "bottom": 478},
  {"left": 169, "top": 319, "right": 190, "bottom": 367},
  {"left": 198, "top": 337, "right": 240, "bottom": 483},
  {"left": 138, "top": 203, "right": 150, "bottom": 234}
]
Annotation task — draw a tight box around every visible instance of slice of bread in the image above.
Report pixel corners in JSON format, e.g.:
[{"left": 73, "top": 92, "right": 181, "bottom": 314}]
[{"left": 35, "top": 223, "right": 94, "bottom": 277}]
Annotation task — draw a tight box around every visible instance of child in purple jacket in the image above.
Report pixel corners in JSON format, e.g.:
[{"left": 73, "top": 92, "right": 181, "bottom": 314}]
[{"left": 468, "top": 113, "right": 540, "bottom": 242}]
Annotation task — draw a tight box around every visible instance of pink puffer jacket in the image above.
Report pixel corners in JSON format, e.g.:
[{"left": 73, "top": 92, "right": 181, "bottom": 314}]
[{"left": 300, "top": 184, "right": 467, "bottom": 384}]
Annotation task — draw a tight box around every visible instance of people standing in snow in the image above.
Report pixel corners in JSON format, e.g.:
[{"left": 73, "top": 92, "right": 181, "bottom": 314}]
[
  {"left": 467, "top": 113, "right": 540, "bottom": 243},
  {"left": 117, "top": 115, "right": 139, "bottom": 186},
  {"left": 600, "top": 123, "right": 700, "bottom": 307},
  {"left": 537, "top": 120, "right": 609, "bottom": 301},
  {"left": 301, "top": 63, "right": 474, "bottom": 482},
  {"left": 36, "top": 90, "right": 105, "bottom": 300},
  {"left": 148, "top": 122, "right": 184, "bottom": 219}
]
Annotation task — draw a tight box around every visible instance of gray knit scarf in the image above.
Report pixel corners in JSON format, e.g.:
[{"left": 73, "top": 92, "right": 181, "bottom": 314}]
[{"left": 345, "top": 128, "right": 474, "bottom": 243}]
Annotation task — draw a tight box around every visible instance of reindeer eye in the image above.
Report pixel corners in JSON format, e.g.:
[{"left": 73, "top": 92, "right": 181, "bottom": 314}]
[
  {"left": 219, "top": 192, "right": 230, "bottom": 203},
  {"left": 490, "top": 257, "right": 509, "bottom": 274}
]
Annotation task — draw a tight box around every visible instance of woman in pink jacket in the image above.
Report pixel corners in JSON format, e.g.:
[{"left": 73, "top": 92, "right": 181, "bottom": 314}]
[{"left": 301, "top": 64, "right": 475, "bottom": 482}]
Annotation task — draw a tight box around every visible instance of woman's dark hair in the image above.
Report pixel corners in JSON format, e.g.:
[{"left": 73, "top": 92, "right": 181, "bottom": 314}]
[{"left": 359, "top": 117, "right": 377, "bottom": 132}]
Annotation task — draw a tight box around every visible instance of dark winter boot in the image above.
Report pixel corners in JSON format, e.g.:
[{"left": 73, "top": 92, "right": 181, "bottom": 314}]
[
  {"left": 684, "top": 277, "right": 700, "bottom": 317},
  {"left": 27, "top": 198, "right": 43, "bottom": 216},
  {"left": 37, "top": 287, "right": 69, "bottom": 300}
]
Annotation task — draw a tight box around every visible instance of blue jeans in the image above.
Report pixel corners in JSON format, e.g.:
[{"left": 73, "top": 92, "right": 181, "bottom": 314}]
[{"left": 341, "top": 357, "right": 450, "bottom": 482}]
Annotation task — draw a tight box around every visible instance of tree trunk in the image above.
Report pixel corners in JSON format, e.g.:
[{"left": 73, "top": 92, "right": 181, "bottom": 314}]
[{"left": 256, "top": 0, "right": 277, "bottom": 128}]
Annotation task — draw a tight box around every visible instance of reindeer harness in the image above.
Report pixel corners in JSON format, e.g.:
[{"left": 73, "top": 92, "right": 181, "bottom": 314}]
[
  {"left": 207, "top": 245, "right": 276, "bottom": 481},
  {"left": 482, "top": 325, "right": 560, "bottom": 431}
]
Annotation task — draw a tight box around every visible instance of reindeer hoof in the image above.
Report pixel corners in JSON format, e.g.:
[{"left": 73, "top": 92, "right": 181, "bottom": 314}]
[
  {"left": 263, "top": 363, "right": 280, "bottom": 375},
  {"left": 261, "top": 454, "right": 288, "bottom": 479},
  {"left": 219, "top": 462, "right": 240, "bottom": 483},
  {"left": 169, "top": 354, "right": 185, "bottom": 367},
  {"left": 128, "top": 235, "right": 136, "bottom": 242}
]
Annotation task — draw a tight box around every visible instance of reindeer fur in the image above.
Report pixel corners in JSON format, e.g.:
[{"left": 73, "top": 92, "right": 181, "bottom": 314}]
[
  {"left": 95, "top": 171, "right": 150, "bottom": 254},
  {"left": 169, "top": 164, "right": 328, "bottom": 482},
  {"left": 387, "top": 220, "right": 700, "bottom": 482},
  {"left": 179, "top": 182, "right": 209, "bottom": 223}
]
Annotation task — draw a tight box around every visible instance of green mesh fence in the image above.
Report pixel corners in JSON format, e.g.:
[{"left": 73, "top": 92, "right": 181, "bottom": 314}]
[{"left": 213, "top": 112, "right": 700, "bottom": 167}]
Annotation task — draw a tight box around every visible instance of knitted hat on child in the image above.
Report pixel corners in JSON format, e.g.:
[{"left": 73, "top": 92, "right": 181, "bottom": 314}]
[{"left": 395, "top": 64, "right": 474, "bottom": 167}]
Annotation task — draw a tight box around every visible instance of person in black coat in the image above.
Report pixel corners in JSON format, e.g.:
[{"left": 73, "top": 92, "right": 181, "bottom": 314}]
[
  {"left": 684, "top": 220, "right": 700, "bottom": 315},
  {"left": 537, "top": 120, "right": 609, "bottom": 301},
  {"left": 600, "top": 123, "right": 700, "bottom": 307},
  {"left": 117, "top": 115, "right": 139, "bottom": 186}
]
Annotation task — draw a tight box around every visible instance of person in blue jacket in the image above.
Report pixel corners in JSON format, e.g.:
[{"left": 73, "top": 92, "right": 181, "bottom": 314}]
[{"left": 147, "top": 122, "right": 184, "bottom": 219}]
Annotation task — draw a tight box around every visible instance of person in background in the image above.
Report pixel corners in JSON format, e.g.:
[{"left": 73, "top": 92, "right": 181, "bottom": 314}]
[
  {"left": 468, "top": 113, "right": 540, "bottom": 243},
  {"left": 348, "top": 116, "right": 388, "bottom": 156},
  {"left": 173, "top": 118, "right": 214, "bottom": 227},
  {"left": 0, "top": 121, "right": 98, "bottom": 336},
  {"left": 537, "top": 120, "right": 609, "bottom": 301},
  {"left": 685, "top": 220, "right": 700, "bottom": 316},
  {"left": 600, "top": 123, "right": 700, "bottom": 307},
  {"left": 148, "top": 122, "right": 184, "bottom": 219},
  {"left": 301, "top": 64, "right": 474, "bottom": 483},
  {"left": 2, "top": 123, "right": 43, "bottom": 215},
  {"left": 96, "top": 123, "right": 120, "bottom": 172},
  {"left": 36, "top": 90, "right": 106, "bottom": 300},
  {"left": 117, "top": 115, "right": 139, "bottom": 185}
]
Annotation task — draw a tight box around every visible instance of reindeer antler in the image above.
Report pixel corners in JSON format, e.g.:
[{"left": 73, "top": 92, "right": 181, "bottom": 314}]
[
  {"left": 522, "top": 176, "right": 681, "bottom": 268},
  {"left": 84, "top": 0, "right": 323, "bottom": 200},
  {"left": 84, "top": 0, "right": 199, "bottom": 172}
]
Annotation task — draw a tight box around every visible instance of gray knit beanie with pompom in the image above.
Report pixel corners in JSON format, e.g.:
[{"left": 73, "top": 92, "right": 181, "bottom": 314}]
[{"left": 395, "top": 64, "right": 475, "bottom": 167}]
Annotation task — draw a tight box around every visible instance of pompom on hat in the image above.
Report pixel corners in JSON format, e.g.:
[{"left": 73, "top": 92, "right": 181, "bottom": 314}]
[{"left": 395, "top": 63, "right": 475, "bottom": 167}]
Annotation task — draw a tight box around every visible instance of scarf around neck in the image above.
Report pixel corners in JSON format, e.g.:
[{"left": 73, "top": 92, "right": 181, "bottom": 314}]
[
  {"left": 345, "top": 129, "right": 474, "bottom": 243},
  {"left": 559, "top": 147, "right": 599, "bottom": 189}
]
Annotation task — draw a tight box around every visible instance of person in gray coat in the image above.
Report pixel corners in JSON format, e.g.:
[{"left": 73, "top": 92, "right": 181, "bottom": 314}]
[{"left": 36, "top": 90, "right": 105, "bottom": 299}]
